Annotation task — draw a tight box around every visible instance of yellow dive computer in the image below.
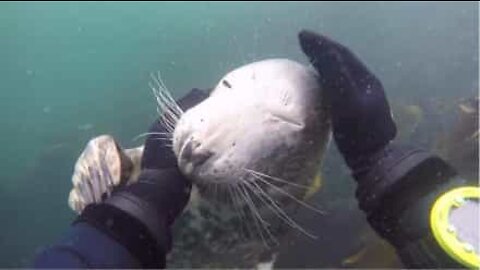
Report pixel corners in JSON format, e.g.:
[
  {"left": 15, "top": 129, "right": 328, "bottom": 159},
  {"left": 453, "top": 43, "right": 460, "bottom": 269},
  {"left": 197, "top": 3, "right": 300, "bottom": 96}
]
[{"left": 430, "top": 186, "right": 480, "bottom": 269}]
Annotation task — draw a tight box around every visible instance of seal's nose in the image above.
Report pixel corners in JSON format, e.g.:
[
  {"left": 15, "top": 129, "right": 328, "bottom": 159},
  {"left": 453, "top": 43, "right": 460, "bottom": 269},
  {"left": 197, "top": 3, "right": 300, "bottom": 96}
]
[
  {"left": 180, "top": 138, "right": 214, "bottom": 168},
  {"left": 173, "top": 95, "right": 231, "bottom": 173}
]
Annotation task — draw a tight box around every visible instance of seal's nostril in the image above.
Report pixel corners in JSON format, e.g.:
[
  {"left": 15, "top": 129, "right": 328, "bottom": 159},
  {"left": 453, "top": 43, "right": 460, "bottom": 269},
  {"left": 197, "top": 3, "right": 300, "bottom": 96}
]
[
  {"left": 180, "top": 140, "right": 194, "bottom": 160},
  {"left": 190, "top": 139, "right": 213, "bottom": 166},
  {"left": 192, "top": 140, "right": 202, "bottom": 150},
  {"left": 191, "top": 151, "right": 213, "bottom": 166},
  {"left": 179, "top": 137, "right": 212, "bottom": 167},
  {"left": 222, "top": 80, "right": 232, "bottom": 88}
]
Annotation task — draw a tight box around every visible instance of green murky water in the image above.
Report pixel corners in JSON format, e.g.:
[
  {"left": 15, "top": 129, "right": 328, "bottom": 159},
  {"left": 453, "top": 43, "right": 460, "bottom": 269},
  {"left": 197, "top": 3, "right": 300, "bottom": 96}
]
[{"left": 0, "top": 2, "right": 477, "bottom": 267}]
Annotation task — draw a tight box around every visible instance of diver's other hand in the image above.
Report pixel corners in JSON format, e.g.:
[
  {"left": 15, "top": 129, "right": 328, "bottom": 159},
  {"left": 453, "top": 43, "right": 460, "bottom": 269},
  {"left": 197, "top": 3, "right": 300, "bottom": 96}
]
[{"left": 298, "top": 30, "right": 396, "bottom": 167}]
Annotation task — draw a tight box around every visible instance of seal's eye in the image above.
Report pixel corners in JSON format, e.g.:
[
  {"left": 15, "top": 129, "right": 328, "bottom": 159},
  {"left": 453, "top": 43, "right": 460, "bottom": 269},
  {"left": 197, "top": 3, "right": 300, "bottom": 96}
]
[{"left": 222, "top": 80, "right": 232, "bottom": 89}]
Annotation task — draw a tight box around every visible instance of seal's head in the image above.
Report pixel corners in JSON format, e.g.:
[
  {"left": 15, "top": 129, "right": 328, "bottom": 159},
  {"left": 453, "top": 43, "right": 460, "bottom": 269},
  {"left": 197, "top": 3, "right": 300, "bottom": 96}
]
[
  {"left": 66, "top": 59, "right": 331, "bottom": 265},
  {"left": 173, "top": 59, "right": 330, "bottom": 202}
]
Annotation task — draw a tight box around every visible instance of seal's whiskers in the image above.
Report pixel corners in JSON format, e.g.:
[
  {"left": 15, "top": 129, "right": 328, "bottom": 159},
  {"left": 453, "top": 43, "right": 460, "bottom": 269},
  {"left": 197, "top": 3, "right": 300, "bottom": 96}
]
[
  {"left": 243, "top": 179, "right": 316, "bottom": 239},
  {"left": 151, "top": 71, "right": 183, "bottom": 116},
  {"left": 227, "top": 185, "right": 251, "bottom": 241},
  {"left": 232, "top": 185, "right": 257, "bottom": 240},
  {"left": 150, "top": 138, "right": 173, "bottom": 142},
  {"left": 234, "top": 184, "right": 267, "bottom": 246},
  {"left": 236, "top": 183, "right": 276, "bottom": 247},
  {"left": 245, "top": 169, "right": 310, "bottom": 190},
  {"left": 149, "top": 71, "right": 183, "bottom": 134},
  {"left": 228, "top": 184, "right": 255, "bottom": 241},
  {"left": 233, "top": 168, "right": 330, "bottom": 242},
  {"left": 244, "top": 168, "right": 325, "bottom": 215},
  {"left": 132, "top": 132, "right": 172, "bottom": 142}
]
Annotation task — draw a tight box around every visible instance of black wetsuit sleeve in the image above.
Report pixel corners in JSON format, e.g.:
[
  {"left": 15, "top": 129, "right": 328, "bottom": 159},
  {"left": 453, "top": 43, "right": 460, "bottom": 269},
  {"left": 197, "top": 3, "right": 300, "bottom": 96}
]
[
  {"left": 33, "top": 169, "right": 186, "bottom": 269},
  {"left": 33, "top": 88, "right": 208, "bottom": 269},
  {"left": 33, "top": 222, "right": 142, "bottom": 268},
  {"left": 352, "top": 142, "right": 467, "bottom": 268}
]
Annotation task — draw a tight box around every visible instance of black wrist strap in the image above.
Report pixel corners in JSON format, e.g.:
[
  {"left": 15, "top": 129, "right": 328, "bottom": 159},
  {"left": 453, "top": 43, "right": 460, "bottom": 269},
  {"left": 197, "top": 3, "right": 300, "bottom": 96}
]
[
  {"left": 75, "top": 203, "right": 167, "bottom": 268},
  {"left": 398, "top": 231, "right": 467, "bottom": 268},
  {"left": 353, "top": 143, "right": 456, "bottom": 214},
  {"left": 352, "top": 143, "right": 457, "bottom": 247}
]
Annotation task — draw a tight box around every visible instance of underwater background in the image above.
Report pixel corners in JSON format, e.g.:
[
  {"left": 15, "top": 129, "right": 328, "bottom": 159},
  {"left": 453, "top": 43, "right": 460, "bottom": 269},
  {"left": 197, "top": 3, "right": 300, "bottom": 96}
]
[{"left": 0, "top": 1, "right": 477, "bottom": 267}]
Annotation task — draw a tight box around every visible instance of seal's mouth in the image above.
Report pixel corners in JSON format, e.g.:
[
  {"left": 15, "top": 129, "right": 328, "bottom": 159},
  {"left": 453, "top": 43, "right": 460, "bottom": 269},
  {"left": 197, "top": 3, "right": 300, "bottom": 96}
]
[{"left": 177, "top": 136, "right": 214, "bottom": 177}]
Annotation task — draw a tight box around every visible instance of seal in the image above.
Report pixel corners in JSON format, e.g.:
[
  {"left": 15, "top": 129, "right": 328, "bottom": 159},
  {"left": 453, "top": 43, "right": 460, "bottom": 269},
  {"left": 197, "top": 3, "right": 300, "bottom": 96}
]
[
  {"left": 171, "top": 59, "right": 330, "bottom": 228},
  {"left": 67, "top": 58, "right": 331, "bottom": 267}
]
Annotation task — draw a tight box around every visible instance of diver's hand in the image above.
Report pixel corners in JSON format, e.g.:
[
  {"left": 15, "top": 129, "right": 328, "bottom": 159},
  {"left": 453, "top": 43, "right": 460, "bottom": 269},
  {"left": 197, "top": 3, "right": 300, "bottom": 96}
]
[
  {"left": 107, "top": 87, "right": 209, "bottom": 225},
  {"left": 298, "top": 31, "right": 479, "bottom": 269},
  {"left": 298, "top": 30, "right": 396, "bottom": 168},
  {"left": 77, "top": 88, "right": 209, "bottom": 268},
  {"left": 120, "top": 88, "right": 209, "bottom": 224},
  {"left": 142, "top": 88, "right": 210, "bottom": 170}
]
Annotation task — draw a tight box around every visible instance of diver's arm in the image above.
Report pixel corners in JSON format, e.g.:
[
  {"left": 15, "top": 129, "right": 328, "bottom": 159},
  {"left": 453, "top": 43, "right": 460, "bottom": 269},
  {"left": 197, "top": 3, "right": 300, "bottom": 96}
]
[
  {"left": 33, "top": 168, "right": 187, "bottom": 269},
  {"left": 33, "top": 221, "right": 142, "bottom": 268},
  {"left": 298, "top": 31, "right": 479, "bottom": 269},
  {"left": 34, "top": 89, "right": 209, "bottom": 269},
  {"left": 351, "top": 142, "right": 477, "bottom": 268}
]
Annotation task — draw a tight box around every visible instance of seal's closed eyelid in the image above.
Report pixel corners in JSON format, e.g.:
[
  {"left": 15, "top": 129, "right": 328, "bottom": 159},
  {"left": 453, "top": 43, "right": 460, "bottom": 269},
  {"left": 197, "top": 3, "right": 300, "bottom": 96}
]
[{"left": 222, "top": 80, "right": 232, "bottom": 89}]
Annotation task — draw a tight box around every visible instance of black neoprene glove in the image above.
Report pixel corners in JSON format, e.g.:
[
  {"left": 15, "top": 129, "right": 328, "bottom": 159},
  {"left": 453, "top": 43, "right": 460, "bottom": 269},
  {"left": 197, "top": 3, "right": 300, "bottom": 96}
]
[
  {"left": 77, "top": 88, "right": 209, "bottom": 268},
  {"left": 298, "top": 31, "right": 466, "bottom": 268},
  {"left": 298, "top": 30, "right": 396, "bottom": 168},
  {"left": 132, "top": 87, "right": 210, "bottom": 227},
  {"left": 297, "top": 30, "right": 405, "bottom": 214}
]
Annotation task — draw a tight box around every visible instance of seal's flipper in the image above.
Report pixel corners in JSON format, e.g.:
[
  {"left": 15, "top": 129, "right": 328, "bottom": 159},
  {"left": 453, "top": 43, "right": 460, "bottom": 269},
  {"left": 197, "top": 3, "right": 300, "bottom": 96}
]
[{"left": 68, "top": 135, "right": 143, "bottom": 214}]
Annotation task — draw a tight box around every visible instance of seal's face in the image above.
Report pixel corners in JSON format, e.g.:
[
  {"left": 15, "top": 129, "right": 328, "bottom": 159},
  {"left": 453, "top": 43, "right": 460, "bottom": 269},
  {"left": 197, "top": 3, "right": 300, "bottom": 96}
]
[
  {"left": 67, "top": 59, "right": 332, "bottom": 266},
  {"left": 173, "top": 59, "right": 330, "bottom": 202}
]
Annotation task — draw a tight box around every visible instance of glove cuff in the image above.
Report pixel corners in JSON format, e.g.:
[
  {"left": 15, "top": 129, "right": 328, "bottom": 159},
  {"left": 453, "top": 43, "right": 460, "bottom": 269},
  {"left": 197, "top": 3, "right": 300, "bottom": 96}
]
[
  {"left": 352, "top": 142, "right": 457, "bottom": 214},
  {"left": 75, "top": 168, "right": 190, "bottom": 268},
  {"left": 121, "top": 168, "right": 191, "bottom": 225},
  {"left": 75, "top": 203, "right": 168, "bottom": 268},
  {"left": 352, "top": 142, "right": 458, "bottom": 245}
]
